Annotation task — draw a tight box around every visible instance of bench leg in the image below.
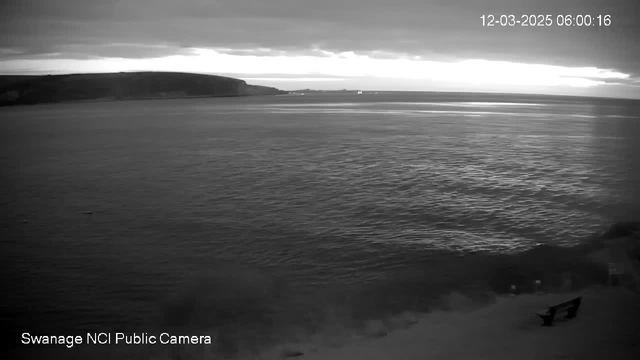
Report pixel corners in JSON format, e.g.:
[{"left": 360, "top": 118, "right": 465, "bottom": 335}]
[{"left": 541, "top": 308, "right": 557, "bottom": 326}]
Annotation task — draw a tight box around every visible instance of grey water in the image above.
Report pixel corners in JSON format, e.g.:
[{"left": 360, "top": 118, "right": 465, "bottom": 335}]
[{"left": 2, "top": 93, "right": 640, "bottom": 355}]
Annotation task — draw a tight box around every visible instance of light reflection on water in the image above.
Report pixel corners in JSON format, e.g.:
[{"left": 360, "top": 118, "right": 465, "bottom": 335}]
[{"left": 1, "top": 94, "right": 639, "bottom": 336}]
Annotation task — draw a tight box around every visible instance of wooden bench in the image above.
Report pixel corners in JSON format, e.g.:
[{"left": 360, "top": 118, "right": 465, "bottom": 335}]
[{"left": 536, "top": 296, "right": 581, "bottom": 326}]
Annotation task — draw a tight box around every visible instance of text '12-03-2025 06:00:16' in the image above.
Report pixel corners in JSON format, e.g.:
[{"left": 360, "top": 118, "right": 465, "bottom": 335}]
[{"left": 481, "top": 14, "right": 611, "bottom": 27}]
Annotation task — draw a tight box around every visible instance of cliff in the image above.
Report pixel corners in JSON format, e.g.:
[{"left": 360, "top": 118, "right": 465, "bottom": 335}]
[{"left": 0, "top": 72, "right": 287, "bottom": 106}]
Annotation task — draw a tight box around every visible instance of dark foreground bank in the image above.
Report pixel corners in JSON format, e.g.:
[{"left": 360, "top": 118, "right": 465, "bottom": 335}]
[{"left": 7, "top": 222, "right": 640, "bottom": 360}]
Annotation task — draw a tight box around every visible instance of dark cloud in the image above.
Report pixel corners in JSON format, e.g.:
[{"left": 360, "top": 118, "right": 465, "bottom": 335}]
[
  {"left": 0, "top": 43, "right": 197, "bottom": 61},
  {"left": 59, "top": 44, "right": 198, "bottom": 59},
  {"left": 0, "top": 0, "right": 638, "bottom": 75}
]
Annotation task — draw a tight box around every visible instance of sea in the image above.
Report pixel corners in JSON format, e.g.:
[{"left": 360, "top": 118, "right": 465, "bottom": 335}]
[{"left": 2, "top": 93, "right": 640, "bottom": 358}]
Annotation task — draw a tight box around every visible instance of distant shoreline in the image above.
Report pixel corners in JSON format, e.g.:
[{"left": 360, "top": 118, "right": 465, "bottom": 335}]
[
  {"left": 11, "top": 93, "right": 278, "bottom": 106},
  {"left": 285, "top": 89, "right": 640, "bottom": 104},
  {"left": 0, "top": 71, "right": 287, "bottom": 107}
]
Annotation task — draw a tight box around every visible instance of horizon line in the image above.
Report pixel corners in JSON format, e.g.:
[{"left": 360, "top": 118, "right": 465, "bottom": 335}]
[{"left": 2, "top": 70, "right": 640, "bottom": 102}]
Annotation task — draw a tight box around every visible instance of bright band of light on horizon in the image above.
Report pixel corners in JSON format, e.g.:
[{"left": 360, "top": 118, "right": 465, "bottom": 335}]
[{"left": 0, "top": 47, "right": 631, "bottom": 90}]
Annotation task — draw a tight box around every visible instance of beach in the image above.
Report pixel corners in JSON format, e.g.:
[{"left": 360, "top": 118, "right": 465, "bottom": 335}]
[
  {"left": 10, "top": 286, "right": 639, "bottom": 360},
  {"left": 261, "top": 287, "right": 639, "bottom": 360},
  {"left": 258, "top": 233, "right": 640, "bottom": 360},
  {"left": 16, "top": 232, "right": 636, "bottom": 360}
]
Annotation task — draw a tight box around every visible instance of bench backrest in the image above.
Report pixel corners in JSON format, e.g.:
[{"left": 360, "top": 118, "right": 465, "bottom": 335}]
[{"left": 550, "top": 296, "right": 581, "bottom": 311}]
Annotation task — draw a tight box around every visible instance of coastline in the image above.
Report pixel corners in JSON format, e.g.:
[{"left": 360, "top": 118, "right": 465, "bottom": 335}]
[
  {"left": 11, "top": 286, "right": 639, "bottom": 360},
  {"left": 0, "top": 72, "right": 288, "bottom": 107},
  {"left": 0, "top": 92, "right": 282, "bottom": 107},
  {"left": 9, "top": 232, "right": 640, "bottom": 360},
  {"left": 252, "top": 233, "right": 640, "bottom": 360},
  {"left": 257, "top": 286, "right": 640, "bottom": 360}
]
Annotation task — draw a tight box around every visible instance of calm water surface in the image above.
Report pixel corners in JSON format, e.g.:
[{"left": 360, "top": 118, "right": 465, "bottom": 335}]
[{"left": 2, "top": 94, "right": 639, "bottom": 355}]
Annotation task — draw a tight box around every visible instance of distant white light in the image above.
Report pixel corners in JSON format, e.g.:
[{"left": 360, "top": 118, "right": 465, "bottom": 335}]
[{"left": 242, "top": 77, "right": 345, "bottom": 81}]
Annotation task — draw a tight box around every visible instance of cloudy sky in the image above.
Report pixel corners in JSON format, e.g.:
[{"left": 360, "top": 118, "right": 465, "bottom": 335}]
[{"left": 1, "top": 0, "right": 639, "bottom": 98}]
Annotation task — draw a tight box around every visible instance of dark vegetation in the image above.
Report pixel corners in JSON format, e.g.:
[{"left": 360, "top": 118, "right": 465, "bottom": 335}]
[
  {"left": 0, "top": 72, "right": 287, "bottom": 106},
  {"left": 603, "top": 221, "right": 640, "bottom": 239}
]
